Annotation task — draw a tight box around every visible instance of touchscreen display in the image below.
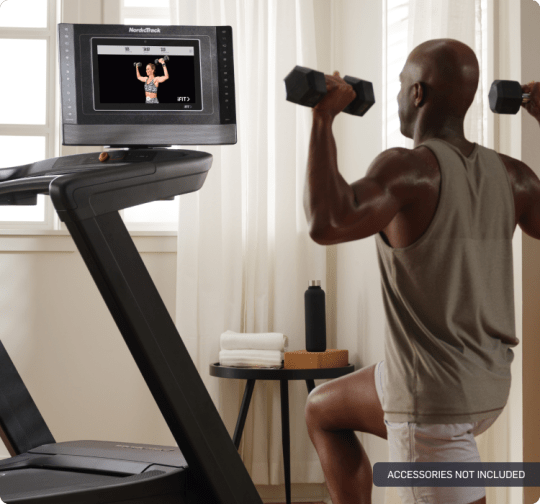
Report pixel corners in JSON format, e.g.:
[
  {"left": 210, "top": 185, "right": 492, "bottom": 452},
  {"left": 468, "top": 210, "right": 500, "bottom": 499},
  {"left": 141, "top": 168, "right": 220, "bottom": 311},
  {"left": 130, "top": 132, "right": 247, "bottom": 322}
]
[{"left": 91, "top": 37, "right": 203, "bottom": 111}]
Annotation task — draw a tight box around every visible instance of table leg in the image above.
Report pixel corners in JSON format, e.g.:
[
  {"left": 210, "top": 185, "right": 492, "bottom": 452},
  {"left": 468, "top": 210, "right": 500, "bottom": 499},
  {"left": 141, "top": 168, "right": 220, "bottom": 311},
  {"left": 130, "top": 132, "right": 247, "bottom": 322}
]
[
  {"left": 233, "top": 379, "right": 256, "bottom": 449},
  {"left": 306, "top": 379, "right": 316, "bottom": 394},
  {"left": 280, "top": 379, "right": 291, "bottom": 504}
]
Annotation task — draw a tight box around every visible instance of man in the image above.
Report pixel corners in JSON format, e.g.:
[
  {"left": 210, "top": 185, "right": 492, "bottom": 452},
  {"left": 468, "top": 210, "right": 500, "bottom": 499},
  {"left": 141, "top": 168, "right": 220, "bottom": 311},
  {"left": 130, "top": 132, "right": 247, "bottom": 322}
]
[{"left": 304, "top": 38, "right": 540, "bottom": 504}]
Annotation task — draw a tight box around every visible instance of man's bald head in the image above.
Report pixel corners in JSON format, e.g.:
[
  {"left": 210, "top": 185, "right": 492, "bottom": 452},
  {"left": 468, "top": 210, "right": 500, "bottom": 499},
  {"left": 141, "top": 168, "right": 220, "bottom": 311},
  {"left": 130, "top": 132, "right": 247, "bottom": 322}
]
[
  {"left": 404, "top": 39, "right": 480, "bottom": 117},
  {"left": 397, "top": 39, "right": 480, "bottom": 140}
]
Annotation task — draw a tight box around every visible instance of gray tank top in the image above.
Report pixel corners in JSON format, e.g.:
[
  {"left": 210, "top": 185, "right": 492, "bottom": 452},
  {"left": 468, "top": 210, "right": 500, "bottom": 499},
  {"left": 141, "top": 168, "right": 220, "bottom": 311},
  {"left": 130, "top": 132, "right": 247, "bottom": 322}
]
[{"left": 375, "top": 138, "right": 517, "bottom": 424}]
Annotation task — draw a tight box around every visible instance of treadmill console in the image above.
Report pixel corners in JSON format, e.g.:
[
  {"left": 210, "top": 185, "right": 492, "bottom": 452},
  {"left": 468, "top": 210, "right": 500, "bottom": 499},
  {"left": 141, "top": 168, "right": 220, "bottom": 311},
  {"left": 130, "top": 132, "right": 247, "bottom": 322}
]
[{"left": 59, "top": 23, "right": 236, "bottom": 146}]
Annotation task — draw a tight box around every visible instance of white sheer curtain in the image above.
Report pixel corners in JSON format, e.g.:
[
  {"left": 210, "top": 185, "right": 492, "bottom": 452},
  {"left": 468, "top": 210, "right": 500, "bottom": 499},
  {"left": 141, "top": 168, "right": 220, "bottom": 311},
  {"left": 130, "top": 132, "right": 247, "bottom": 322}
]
[
  {"left": 172, "top": 0, "right": 327, "bottom": 485},
  {"left": 408, "top": 0, "right": 488, "bottom": 146},
  {"left": 385, "top": 1, "right": 515, "bottom": 502}
]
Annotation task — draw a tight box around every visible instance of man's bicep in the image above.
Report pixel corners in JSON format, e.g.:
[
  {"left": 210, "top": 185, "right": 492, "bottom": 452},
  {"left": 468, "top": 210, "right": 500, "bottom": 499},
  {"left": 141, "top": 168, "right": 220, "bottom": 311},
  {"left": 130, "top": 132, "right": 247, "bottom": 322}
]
[
  {"left": 343, "top": 149, "right": 416, "bottom": 238},
  {"left": 518, "top": 167, "right": 540, "bottom": 239},
  {"left": 501, "top": 154, "right": 540, "bottom": 239},
  {"left": 345, "top": 176, "right": 401, "bottom": 238}
]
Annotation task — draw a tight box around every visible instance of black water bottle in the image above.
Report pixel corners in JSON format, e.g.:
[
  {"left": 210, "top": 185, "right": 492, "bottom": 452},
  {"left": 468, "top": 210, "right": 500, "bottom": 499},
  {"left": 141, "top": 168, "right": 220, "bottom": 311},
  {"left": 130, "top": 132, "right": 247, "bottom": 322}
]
[{"left": 305, "top": 280, "right": 326, "bottom": 352}]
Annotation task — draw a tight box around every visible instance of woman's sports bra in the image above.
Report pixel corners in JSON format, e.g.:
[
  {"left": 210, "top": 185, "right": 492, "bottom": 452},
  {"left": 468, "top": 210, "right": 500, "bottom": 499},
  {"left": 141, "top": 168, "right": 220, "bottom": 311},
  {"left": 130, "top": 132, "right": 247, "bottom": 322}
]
[{"left": 144, "top": 78, "right": 158, "bottom": 93}]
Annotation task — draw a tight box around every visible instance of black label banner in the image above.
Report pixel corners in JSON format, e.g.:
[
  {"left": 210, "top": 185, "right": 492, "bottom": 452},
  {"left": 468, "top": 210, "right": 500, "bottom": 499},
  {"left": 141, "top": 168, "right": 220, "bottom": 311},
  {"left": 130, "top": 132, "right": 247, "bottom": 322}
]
[{"left": 374, "top": 463, "right": 540, "bottom": 487}]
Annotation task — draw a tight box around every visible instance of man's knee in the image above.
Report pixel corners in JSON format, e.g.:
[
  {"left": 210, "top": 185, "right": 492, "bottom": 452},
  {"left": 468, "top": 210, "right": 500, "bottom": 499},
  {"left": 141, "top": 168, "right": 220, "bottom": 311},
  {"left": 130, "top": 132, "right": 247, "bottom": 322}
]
[{"left": 305, "top": 382, "right": 332, "bottom": 431}]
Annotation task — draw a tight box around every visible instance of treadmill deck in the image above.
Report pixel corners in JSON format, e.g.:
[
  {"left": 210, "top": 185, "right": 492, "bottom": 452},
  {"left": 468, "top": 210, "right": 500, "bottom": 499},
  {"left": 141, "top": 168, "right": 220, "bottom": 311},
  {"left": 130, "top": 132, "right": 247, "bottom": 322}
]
[{"left": 0, "top": 440, "right": 189, "bottom": 504}]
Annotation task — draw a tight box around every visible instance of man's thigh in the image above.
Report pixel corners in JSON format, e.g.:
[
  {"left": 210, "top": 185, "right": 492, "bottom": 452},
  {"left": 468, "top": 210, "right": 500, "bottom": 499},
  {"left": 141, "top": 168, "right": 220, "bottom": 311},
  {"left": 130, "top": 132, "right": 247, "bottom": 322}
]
[{"left": 307, "top": 363, "right": 387, "bottom": 440}]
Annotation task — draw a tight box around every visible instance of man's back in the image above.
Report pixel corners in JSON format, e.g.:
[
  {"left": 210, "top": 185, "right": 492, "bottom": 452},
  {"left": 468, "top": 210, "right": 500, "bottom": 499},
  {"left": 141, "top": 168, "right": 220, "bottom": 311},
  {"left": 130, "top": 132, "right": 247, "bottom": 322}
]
[{"left": 377, "top": 138, "right": 517, "bottom": 423}]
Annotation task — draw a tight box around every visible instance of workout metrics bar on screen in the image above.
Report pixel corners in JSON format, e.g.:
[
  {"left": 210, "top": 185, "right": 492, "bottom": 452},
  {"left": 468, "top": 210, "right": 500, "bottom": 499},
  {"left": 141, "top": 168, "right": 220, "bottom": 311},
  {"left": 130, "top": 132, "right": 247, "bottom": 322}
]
[{"left": 97, "top": 45, "right": 195, "bottom": 56}]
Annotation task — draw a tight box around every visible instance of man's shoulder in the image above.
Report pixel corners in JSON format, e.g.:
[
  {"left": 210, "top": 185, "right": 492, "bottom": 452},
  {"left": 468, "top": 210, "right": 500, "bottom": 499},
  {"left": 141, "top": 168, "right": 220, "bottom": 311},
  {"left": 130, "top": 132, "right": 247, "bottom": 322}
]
[
  {"left": 369, "top": 146, "right": 439, "bottom": 182},
  {"left": 362, "top": 147, "right": 439, "bottom": 208},
  {"left": 497, "top": 152, "right": 540, "bottom": 205},
  {"left": 497, "top": 151, "right": 529, "bottom": 174}
]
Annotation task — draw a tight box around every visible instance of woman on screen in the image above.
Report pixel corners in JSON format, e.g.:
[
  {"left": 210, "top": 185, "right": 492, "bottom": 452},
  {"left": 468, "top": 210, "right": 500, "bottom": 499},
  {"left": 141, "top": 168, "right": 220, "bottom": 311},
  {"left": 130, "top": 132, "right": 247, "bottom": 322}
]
[{"left": 135, "top": 59, "right": 169, "bottom": 104}]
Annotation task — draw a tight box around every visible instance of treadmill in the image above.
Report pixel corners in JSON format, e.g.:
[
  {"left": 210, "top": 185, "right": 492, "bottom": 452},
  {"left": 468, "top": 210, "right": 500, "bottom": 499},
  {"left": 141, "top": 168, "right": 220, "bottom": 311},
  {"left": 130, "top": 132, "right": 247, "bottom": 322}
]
[{"left": 0, "top": 148, "right": 264, "bottom": 504}]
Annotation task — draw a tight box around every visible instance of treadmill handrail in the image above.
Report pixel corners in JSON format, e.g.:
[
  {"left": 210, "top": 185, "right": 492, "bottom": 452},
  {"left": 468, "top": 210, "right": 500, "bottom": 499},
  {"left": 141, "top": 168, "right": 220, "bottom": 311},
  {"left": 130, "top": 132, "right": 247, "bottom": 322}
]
[
  {"left": 0, "top": 150, "right": 212, "bottom": 218},
  {"left": 0, "top": 175, "right": 59, "bottom": 196},
  {"left": 50, "top": 156, "right": 211, "bottom": 220}
]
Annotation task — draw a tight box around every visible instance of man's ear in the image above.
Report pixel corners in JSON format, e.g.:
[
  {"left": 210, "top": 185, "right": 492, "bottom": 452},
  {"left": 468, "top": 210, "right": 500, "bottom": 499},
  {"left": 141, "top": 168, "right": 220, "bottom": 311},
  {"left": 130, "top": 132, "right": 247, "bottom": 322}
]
[{"left": 413, "top": 82, "right": 425, "bottom": 107}]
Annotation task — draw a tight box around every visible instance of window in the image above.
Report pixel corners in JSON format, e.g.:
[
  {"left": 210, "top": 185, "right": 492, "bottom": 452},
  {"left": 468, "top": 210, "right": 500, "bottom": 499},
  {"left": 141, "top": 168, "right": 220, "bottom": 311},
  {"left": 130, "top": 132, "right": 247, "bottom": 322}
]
[
  {"left": 383, "top": 0, "right": 489, "bottom": 150},
  {"left": 383, "top": 0, "right": 409, "bottom": 150},
  {"left": 0, "top": 0, "right": 56, "bottom": 229},
  {"left": 122, "top": 0, "right": 171, "bottom": 26},
  {"left": 0, "top": 0, "right": 180, "bottom": 233}
]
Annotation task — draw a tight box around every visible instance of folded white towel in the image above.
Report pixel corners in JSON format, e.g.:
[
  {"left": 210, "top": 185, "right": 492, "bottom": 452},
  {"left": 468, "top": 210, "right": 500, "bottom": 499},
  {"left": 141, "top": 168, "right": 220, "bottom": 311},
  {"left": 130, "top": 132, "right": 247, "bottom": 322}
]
[
  {"left": 219, "top": 349, "right": 283, "bottom": 368},
  {"left": 220, "top": 330, "right": 288, "bottom": 351}
]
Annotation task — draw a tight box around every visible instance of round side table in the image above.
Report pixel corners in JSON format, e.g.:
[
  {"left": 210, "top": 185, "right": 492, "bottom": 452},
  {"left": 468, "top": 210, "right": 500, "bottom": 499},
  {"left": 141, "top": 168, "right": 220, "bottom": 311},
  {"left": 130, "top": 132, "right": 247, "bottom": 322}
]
[{"left": 209, "top": 363, "right": 355, "bottom": 504}]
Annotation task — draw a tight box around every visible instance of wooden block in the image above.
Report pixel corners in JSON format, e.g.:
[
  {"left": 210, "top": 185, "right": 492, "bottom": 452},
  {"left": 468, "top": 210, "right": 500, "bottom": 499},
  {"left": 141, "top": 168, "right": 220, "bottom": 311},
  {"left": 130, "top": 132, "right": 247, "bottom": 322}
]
[{"left": 284, "top": 349, "right": 348, "bottom": 369}]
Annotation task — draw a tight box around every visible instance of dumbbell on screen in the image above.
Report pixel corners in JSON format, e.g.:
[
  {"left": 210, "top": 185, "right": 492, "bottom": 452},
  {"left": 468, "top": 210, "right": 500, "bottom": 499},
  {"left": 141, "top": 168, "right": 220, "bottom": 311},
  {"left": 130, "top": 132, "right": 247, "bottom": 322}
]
[
  {"left": 489, "top": 80, "right": 531, "bottom": 114},
  {"left": 155, "top": 55, "right": 170, "bottom": 65},
  {"left": 284, "top": 66, "right": 375, "bottom": 117},
  {"left": 133, "top": 62, "right": 142, "bottom": 67}
]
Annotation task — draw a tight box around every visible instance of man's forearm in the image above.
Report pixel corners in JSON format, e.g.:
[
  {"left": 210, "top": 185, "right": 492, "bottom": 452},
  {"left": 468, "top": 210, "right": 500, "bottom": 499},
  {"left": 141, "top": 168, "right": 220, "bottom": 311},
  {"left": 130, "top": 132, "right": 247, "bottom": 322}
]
[{"left": 304, "top": 111, "right": 356, "bottom": 242}]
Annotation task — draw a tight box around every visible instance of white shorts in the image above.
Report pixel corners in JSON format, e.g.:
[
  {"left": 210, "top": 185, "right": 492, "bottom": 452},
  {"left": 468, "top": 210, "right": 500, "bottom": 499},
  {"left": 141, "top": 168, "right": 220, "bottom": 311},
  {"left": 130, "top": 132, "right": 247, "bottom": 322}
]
[{"left": 374, "top": 360, "right": 500, "bottom": 504}]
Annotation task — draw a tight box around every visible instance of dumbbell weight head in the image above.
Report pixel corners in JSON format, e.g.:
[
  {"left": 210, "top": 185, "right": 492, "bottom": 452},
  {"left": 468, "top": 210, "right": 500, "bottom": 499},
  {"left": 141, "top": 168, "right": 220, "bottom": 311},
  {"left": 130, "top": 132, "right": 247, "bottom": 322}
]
[
  {"left": 284, "top": 66, "right": 327, "bottom": 108},
  {"left": 284, "top": 65, "right": 375, "bottom": 117},
  {"left": 154, "top": 55, "right": 170, "bottom": 65},
  {"left": 133, "top": 62, "right": 142, "bottom": 67},
  {"left": 343, "top": 76, "right": 375, "bottom": 117},
  {"left": 489, "top": 80, "right": 527, "bottom": 115}
]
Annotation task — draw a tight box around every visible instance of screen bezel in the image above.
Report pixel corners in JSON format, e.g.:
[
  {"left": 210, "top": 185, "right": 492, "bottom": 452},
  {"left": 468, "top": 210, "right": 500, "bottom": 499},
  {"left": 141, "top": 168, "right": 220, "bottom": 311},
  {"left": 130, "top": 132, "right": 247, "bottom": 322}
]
[
  {"left": 91, "top": 37, "right": 203, "bottom": 112},
  {"left": 59, "top": 23, "right": 237, "bottom": 146}
]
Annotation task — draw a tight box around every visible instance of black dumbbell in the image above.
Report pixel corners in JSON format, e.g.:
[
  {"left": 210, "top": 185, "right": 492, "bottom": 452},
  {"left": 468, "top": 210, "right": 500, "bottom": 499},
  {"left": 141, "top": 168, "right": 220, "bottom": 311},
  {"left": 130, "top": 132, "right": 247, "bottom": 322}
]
[
  {"left": 489, "top": 80, "right": 531, "bottom": 114},
  {"left": 133, "top": 62, "right": 142, "bottom": 68},
  {"left": 284, "top": 66, "right": 375, "bottom": 117},
  {"left": 155, "top": 55, "right": 170, "bottom": 65}
]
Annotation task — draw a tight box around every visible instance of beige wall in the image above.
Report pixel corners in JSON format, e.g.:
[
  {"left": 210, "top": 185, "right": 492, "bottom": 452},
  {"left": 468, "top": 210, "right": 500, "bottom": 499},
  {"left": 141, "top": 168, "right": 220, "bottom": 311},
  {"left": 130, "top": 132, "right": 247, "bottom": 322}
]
[
  {"left": 0, "top": 243, "right": 178, "bottom": 460},
  {"left": 521, "top": 1, "right": 540, "bottom": 503}
]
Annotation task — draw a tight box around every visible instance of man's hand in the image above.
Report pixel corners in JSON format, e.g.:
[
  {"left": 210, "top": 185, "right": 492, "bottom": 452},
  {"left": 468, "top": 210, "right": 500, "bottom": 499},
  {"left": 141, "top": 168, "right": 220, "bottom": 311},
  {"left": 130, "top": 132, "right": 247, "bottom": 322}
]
[
  {"left": 313, "top": 71, "right": 356, "bottom": 119},
  {"left": 522, "top": 81, "right": 540, "bottom": 123},
  {"left": 159, "top": 58, "right": 165, "bottom": 65}
]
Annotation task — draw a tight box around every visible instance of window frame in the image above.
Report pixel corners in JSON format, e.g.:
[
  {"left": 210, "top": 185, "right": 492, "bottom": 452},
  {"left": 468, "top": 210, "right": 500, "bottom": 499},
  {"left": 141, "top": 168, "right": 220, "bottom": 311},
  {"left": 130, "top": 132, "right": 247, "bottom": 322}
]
[
  {"left": 0, "top": 0, "right": 58, "bottom": 231},
  {"left": 382, "top": 0, "right": 494, "bottom": 151},
  {"left": 0, "top": 0, "right": 181, "bottom": 236}
]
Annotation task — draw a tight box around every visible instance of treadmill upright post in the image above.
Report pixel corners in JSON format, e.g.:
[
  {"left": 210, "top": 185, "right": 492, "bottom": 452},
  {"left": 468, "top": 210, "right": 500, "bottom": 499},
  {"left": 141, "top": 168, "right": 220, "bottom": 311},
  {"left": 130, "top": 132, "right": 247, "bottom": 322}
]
[
  {"left": 0, "top": 341, "right": 55, "bottom": 456},
  {"left": 59, "top": 210, "right": 262, "bottom": 504}
]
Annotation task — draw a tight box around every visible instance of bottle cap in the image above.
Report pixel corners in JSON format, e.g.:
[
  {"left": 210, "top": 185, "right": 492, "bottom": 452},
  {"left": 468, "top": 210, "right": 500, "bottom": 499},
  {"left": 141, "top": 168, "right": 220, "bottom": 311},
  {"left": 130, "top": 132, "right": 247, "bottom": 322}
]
[{"left": 309, "top": 280, "right": 321, "bottom": 287}]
